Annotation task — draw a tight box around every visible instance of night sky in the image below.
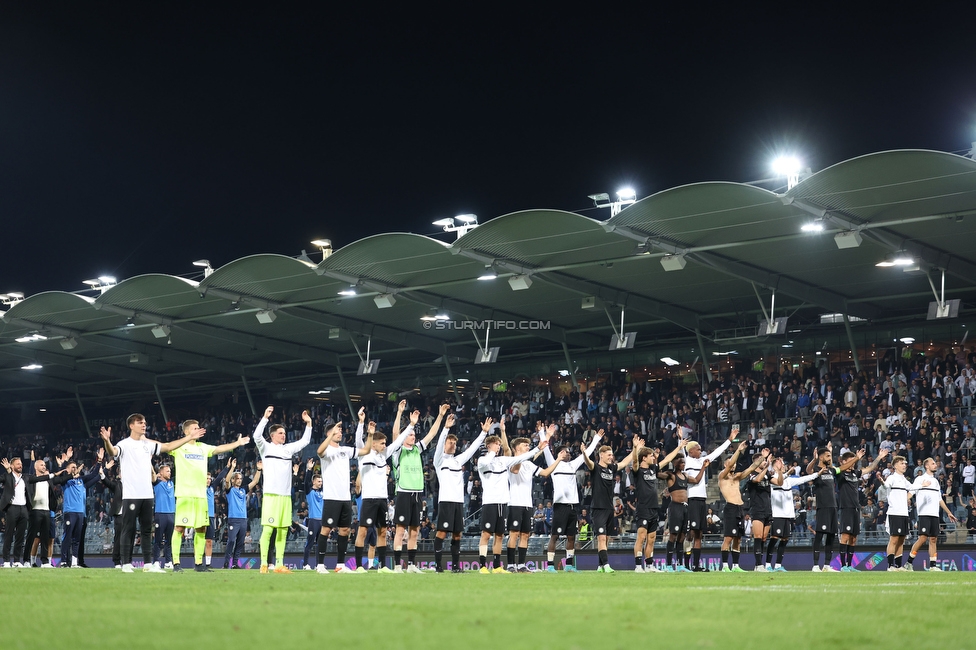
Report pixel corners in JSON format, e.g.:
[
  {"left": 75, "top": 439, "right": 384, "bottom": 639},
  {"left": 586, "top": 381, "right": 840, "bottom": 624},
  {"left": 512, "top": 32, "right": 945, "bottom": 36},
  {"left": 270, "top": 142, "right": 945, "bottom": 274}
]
[{"left": 1, "top": 5, "right": 973, "bottom": 296}]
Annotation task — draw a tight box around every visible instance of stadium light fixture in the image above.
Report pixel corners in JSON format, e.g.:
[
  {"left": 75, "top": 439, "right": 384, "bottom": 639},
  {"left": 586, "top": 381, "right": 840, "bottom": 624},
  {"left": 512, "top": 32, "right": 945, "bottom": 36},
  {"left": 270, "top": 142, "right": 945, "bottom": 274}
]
[
  {"left": 876, "top": 250, "right": 914, "bottom": 267},
  {"left": 433, "top": 215, "right": 479, "bottom": 239},
  {"left": 311, "top": 239, "right": 333, "bottom": 261},
  {"left": 373, "top": 293, "right": 396, "bottom": 309},
  {"left": 255, "top": 310, "right": 277, "bottom": 324},
  {"left": 660, "top": 254, "right": 687, "bottom": 272},
  {"left": 772, "top": 156, "right": 803, "bottom": 190},
  {"left": 192, "top": 260, "right": 214, "bottom": 277},
  {"left": 508, "top": 275, "right": 532, "bottom": 291},
  {"left": 660, "top": 357, "right": 680, "bottom": 366},
  {"left": 21, "top": 364, "right": 43, "bottom": 370},
  {"left": 338, "top": 286, "right": 358, "bottom": 296},
  {"left": 60, "top": 337, "right": 79, "bottom": 350},
  {"left": 801, "top": 221, "right": 824, "bottom": 232},
  {"left": 589, "top": 188, "right": 637, "bottom": 217}
]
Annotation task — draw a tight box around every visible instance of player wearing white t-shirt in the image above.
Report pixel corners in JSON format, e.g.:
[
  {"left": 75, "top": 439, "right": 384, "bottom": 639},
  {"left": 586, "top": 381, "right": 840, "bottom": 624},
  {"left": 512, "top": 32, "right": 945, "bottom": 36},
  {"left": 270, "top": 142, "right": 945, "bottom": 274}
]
[
  {"left": 314, "top": 415, "right": 370, "bottom": 574},
  {"left": 767, "top": 459, "right": 822, "bottom": 571},
  {"left": 99, "top": 413, "right": 202, "bottom": 573},
  {"left": 506, "top": 425, "right": 562, "bottom": 572},
  {"left": 883, "top": 456, "right": 926, "bottom": 571},
  {"left": 681, "top": 430, "right": 735, "bottom": 570},
  {"left": 906, "top": 458, "right": 958, "bottom": 571},
  {"left": 355, "top": 409, "right": 410, "bottom": 574},
  {"left": 252, "top": 406, "right": 313, "bottom": 574},
  {"left": 433, "top": 413, "right": 488, "bottom": 573},
  {"left": 541, "top": 424, "right": 601, "bottom": 572},
  {"left": 476, "top": 420, "right": 546, "bottom": 573}
]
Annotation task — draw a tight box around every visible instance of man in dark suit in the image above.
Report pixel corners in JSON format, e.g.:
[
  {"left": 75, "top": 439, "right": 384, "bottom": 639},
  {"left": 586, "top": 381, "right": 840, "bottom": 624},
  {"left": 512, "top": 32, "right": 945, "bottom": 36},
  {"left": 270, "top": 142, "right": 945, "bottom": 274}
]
[{"left": 1, "top": 456, "right": 31, "bottom": 567}]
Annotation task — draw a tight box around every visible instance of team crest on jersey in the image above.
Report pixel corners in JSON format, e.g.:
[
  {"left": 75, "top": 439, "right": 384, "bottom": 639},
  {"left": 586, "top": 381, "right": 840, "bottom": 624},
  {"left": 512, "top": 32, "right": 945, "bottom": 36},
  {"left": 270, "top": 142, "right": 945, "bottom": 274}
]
[
  {"left": 268, "top": 517, "right": 275, "bottom": 524},
  {"left": 182, "top": 517, "right": 189, "bottom": 523}
]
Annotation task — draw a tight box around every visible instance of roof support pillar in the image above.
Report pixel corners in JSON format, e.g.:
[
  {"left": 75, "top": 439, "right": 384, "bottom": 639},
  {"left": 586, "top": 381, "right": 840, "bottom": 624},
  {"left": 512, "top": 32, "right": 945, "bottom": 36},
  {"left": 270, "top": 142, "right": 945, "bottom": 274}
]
[
  {"left": 843, "top": 314, "right": 861, "bottom": 373},
  {"left": 696, "top": 330, "right": 713, "bottom": 384},
  {"left": 75, "top": 390, "right": 91, "bottom": 437},
  {"left": 154, "top": 382, "right": 169, "bottom": 426},
  {"left": 562, "top": 343, "right": 579, "bottom": 390},
  {"left": 443, "top": 356, "right": 459, "bottom": 400},
  {"left": 335, "top": 365, "right": 356, "bottom": 420},
  {"left": 241, "top": 376, "right": 257, "bottom": 417}
]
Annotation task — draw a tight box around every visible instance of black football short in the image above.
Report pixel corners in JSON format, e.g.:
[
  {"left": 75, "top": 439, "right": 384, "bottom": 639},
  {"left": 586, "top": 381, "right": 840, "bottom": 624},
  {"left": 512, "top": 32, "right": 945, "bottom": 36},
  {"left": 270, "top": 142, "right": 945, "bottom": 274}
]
[
  {"left": 815, "top": 507, "right": 837, "bottom": 535},
  {"left": 322, "top": 500, "right": 352, "bottom": 529},
  {"left": 591, "top": 508, "right": 613, "bottom": 536},
  {"left": 667, "top": 502, "right": 688, "bottom": 535},
  {"left": 723, "top": 503, "right": 745, "bottom": 538},
  {"left": 359, "top": 498, "right": 388, "bottom": 528},
  {"left": 687, "top": 499, "right": 707, "bottom": 531},
  {"left": 839, "top": 508, "right": 860, "bottom": 536},
  {"left": 551, "top": 503, "right": 578, "bottom": 536},
  {"left": 507, "top": 505, "right": 533, "bottom": 533},
  {"left": 481, "top": 503, "right": 506, "bottom": 534},
  {"left": 394, "top": 492, "right": 423, "bottom": 528},
  {"left": 917, "top": 515, "right": 941, "bottom": 537},
  {"left": 437, "top": 501, "right": 464, "bottom": 534}
]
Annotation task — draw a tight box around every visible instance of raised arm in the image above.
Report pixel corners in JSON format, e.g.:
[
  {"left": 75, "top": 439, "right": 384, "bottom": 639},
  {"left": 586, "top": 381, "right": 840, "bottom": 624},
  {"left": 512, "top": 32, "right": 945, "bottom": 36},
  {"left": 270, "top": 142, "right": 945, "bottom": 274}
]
[
  {"left": 614, "top": 435, "right": 640, "bottom": 469},
  {"left": 434, "top": 414, "right": 455, "bottom": 468},
  {"left": 99, "top": 427, "right": 119, "bottom": 459},
  {"left": 688, "top": 459, "right": 711, "bottom": 485},
  {"left": 316, "top": 422, "right": 342, "bottom": 457},
  {"left": 213, "top": 434, "right": 251, "bottom": 456},
  {"left": 357, "top": 421, "right": 376, "bottom": 457},
  {"left": 224, "top": 458, "right": 238, "bottom": 491},
  {"left": 733, "top": 449, "right": 768, "bottom": 482},
  {"left": 454, "top": 416, "right": 490, "bottom": 467},
  {"left": 499, "top": 417, "right": 510, "bottom": 456},
  {"left": 247, "top": 462, "right": 262, "bottom": 492},
  {"left": 284, "top": 410, "right": 314, "bottom": 455},
  {"left": 252, "top": 406, "right": 274, "bottom": 456},
  {"left": 354, "top": 407, "right": 367, "bottom": 448},
  {"left": 838, "top": 449, "right": 862, "bottom": 473},
  {"left": 158, "top": 426, "right": 205, "bottom": 454},
  {"left": 540, "top": 423, "right": 557, "bottom": 466},
  {"left": 421, "top": 403, "right": 450, "bottom": 449},
  {"left": 537, "top": 446, "right": 565, "bottom": 478},
  {"left": 719, "top": 441, "right": 748, "bottom": 480},
  {"left": 392, "top": 400, "right": 406, "bottom": 439},
  {"left": 580, "top": 440, "right": 595, "bottom": 471},
  {"left": 704, "top": 435, "right": 733, "bottom": 463},
  {"left": 860, "top": 448, "right": 888, "bottom": 476},
  {"left": 658, "top": 438, "right": 688, "bottom": 470}
]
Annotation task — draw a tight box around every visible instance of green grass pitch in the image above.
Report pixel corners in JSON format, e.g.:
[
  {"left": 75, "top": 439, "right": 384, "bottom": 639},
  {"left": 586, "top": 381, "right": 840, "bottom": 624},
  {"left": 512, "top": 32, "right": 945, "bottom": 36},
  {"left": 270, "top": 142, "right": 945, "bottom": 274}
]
[{"left": 2, "top": 569, "right": 971, "bottom": 649}]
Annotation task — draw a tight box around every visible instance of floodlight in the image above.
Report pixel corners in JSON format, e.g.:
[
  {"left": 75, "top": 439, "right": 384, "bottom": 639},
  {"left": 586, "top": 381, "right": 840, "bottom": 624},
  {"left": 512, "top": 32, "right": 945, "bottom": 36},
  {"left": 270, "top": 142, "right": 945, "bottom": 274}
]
[
  {"left": 192, "top": 259, "right": 211, "bottom": 268},
  {"left": 310, "top": 239, "right": 332, "bottom": 248},
  {"left": 581, "top": 297, "right": 596, "bottom": 309},
  {"left": 455, "top": 214, "right": 478, "bottom": 223},
  {"left": 60, "top": 337, "right": 78, "bottom": 350},
  {"left": 801, "top": 222, "right": 824, "bottom": 232},
  {"left": 899, "top": 337, "right": 916, "bottom": 344},
  {"left": 432, "top": 218, "right": 455, "bottom": 227},
  {"left": 617, "top": 187, "right": 636, "bottom": 200},
  {"left": 660, "top": 357, "right": 680, "bottom": 366},
  {"left": 21, "top": 364, "right": 43, "bottom": 370},
  {"left": 771, "top": 156, "right": 802, "bottom": 177},
  {"left": 255, "top": 310, "right": 277, "bottom": 324},
  {"left": 338, "top": 286, "right": 358, "bottom": 296},
  {"left": 588, "top": 193, "right": 610, "bottom": 202},
  {"left": 98, "top": 276, "right": 117, "bottom": 285},
  {"left": 328, "top": 328, "right": 340, "bottom": 339}
]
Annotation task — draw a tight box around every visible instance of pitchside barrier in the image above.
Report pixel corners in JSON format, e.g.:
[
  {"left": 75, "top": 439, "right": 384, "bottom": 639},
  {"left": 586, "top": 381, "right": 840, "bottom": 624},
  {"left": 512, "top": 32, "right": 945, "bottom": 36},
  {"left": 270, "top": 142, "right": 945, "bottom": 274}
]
[{"left": 21, "top": 548, "right": 976, "bottom": 572}]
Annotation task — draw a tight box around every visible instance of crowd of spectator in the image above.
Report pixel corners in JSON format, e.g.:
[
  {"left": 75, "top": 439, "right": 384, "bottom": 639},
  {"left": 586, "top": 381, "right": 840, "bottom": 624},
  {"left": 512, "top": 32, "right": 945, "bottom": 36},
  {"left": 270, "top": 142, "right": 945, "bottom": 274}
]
[{"left": 4, "top": 346, "right": 976, "bottom": 553}]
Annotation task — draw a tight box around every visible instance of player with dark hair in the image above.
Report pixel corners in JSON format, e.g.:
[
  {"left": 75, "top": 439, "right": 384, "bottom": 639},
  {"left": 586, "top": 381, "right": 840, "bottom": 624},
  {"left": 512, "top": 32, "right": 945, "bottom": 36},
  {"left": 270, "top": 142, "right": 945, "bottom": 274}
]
[
  {"left": 835, "top": 447, "right": 888, "bottom": 571},
  {"left": 252, "top": 406, "right": 312, "bottom": 574},
  {"left": 100, "top": 414, "right": 203, "bottom": 573},
  {"left": 434, "top": 413, "right": 489, "bottom": 572},
  {"left": 630, "top": 439, "right": 684, "bottom": 572},
  {"left": 681, "top": 430, "right": 735, "bottom": 570},
  {"left": 718, "top": 442, "right": 766, "bottom": 571},
  {"left": 806, "top": 442, "right": 859, "bottom": 572},
  {"left": 659, "top": 449, "right": 710, "bottom": 572},
  {"left": 766, "top": 457, "right": 822, "bottom": 571},
  {"left": 744, "top": 448, "right": 772, "bottom": 571},
  {"left": 540, "top": 425, "right": 601, "bottom": 572}
]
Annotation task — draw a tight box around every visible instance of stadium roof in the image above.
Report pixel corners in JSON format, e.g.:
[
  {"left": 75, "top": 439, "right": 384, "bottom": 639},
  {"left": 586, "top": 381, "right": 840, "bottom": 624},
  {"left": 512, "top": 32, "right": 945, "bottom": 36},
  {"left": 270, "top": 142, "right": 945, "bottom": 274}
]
[{"left": 2, "top": 149, "right": 976, "bottom": 415}]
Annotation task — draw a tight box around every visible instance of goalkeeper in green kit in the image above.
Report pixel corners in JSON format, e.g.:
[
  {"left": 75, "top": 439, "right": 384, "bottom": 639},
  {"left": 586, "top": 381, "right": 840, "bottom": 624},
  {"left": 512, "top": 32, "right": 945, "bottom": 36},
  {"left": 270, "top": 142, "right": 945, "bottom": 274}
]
[{"left": 169, "top": 419, "right": 250, "bottom": 572}]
